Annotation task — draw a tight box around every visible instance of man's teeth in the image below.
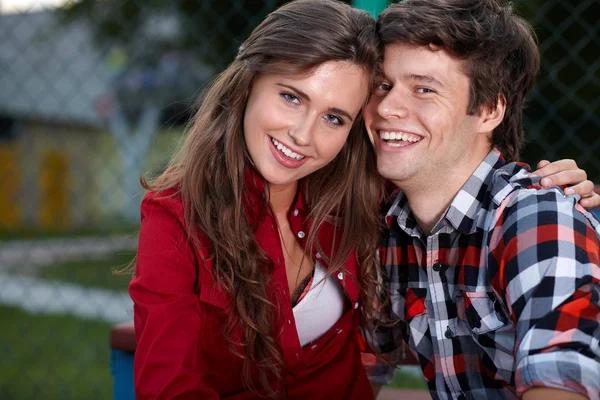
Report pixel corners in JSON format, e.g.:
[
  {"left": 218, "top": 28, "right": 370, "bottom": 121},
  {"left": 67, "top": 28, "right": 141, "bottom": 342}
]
[
  {"left": 271, "top": 138, "right": 305, "bottom": 160},
  {"left": 379, "top": 131, "right": 421, "bottom": 143}
]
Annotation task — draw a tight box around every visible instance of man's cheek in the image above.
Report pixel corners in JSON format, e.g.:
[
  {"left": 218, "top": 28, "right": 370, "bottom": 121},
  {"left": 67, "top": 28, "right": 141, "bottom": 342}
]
[
  {"left": 362, "top": 105, "right": 378, "bottom": 145},
  {"left": 364, "top": 127, "right": 375, "bottom": 145}
]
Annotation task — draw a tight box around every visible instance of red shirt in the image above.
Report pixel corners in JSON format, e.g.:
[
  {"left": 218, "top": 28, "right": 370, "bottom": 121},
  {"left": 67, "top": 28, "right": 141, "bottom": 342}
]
[{"left": 129, "top": 170, "right": 374, "bottom": 399}]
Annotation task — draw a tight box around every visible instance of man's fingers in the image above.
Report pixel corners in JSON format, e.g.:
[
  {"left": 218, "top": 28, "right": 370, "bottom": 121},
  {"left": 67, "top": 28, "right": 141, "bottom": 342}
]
[
  {"left": 536, "top": 159, "right": 551, "bottom": 170},
  {"left": 538, "top": 169, "right": 587, "bottom": 188},
  {"left": 531, "top": 159, "right": 580, "bottom": 179},
  {"left": 579, "top": 193, "right": 600, "bottom": 209},
  {"left": 564, "top": 180, "right": 594, "bottom": 196}
]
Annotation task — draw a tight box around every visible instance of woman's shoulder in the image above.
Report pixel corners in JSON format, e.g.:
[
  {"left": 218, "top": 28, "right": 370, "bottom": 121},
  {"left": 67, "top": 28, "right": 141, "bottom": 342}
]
[
  {"left": 141, "top": 187, "right": 185, "bottom": 222},
  {"left": 140, "top": 187, "right": 211, "bottom": 255}
]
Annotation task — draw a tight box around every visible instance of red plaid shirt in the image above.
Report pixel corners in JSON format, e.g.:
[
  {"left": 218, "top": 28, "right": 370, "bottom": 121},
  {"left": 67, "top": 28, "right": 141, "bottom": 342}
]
[{"left": 369, "top": 149, "right": 600, "bottom": 400}]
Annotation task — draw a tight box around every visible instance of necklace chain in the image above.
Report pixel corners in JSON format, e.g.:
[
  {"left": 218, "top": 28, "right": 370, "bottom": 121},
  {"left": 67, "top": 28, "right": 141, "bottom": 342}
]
[{"left": 276, "top": 222, "right": 311, "bottom": 296}]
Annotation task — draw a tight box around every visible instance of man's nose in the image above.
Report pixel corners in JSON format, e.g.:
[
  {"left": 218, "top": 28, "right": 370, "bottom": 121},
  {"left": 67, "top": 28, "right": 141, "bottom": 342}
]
[{"left": 377, "top": 88, "right": 409, "bottom": 120}]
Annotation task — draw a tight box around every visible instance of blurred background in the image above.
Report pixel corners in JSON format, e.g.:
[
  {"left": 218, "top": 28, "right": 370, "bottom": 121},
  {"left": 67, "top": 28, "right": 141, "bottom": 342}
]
[{"left": 0, "top": 0, "right": 598, "bottom": 398}]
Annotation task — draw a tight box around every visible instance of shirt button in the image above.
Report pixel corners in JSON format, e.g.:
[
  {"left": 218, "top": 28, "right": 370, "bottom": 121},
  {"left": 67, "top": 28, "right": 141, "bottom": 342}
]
[
  {"left": 315, "top": 252, "right": 321, "bottom": 259},
  {"left": 433, "top": 261, "right": 442, "bottom": 271},
  {"left": 445, "top": 326, "right": 454, "bottom": 339},
  {"left": 354, "top": 302, "right": 359, "bottom": 309},
  {"left": 288, "top": 319, "right": 292, "bottom": 325},
  {"left": 297, "top": 231, "right": 305, "bottom": 239},
  {"left": 293, "top": 209, "right": 299, "bottom": 216},
  {"left": 337, "top": 272, "right": 344, "bottom": 280}
]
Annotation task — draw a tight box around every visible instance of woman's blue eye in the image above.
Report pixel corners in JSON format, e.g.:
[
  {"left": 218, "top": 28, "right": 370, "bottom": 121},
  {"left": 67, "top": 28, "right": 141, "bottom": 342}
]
[
  {"left": 280, "top": 93, "right": 300, "bottom": 104},
  {"left": 324, "top": 114, "right": 344, "bottom": 127}
]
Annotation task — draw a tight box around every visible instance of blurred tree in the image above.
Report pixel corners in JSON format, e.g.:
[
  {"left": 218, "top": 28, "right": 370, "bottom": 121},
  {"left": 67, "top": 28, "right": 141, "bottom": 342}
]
[
  {"left": 58, "top": 0, "right": 354, "bottom": 221},
  {"left": 61, "top": 0, "right": 599, "bottom": 184},
  {"left": 60, "top": 0, "right": 355, "bottom": 69},
  {"left": 513, "top": 0, "right": 599, "bottom": 178}
]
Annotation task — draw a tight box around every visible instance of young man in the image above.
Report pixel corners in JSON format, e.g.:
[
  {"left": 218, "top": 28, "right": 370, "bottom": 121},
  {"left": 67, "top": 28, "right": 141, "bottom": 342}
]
[{"left": 365, "top": 0, "right": 600, "bottom": 399}]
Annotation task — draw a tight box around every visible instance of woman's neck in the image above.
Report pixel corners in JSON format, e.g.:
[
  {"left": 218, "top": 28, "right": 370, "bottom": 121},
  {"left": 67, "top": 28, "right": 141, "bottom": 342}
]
[{"left": 268, "top": 181, "right": 299, "bottom": 219}]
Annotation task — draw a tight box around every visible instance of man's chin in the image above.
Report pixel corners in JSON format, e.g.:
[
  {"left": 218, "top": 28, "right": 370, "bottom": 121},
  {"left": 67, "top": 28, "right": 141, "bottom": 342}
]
[{"left": 378, "top": 171, "right": 412, "bottom": 187}]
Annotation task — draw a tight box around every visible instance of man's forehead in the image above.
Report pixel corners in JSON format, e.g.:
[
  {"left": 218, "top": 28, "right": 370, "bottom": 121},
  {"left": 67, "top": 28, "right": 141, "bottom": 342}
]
[{"left": 382, "top": 43, "right": 468, "bottom": 83}]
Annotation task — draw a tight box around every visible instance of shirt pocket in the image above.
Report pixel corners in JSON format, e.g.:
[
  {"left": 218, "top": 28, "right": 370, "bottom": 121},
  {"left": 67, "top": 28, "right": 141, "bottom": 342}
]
[
  {"left": 405, "top": 287, "right": 427, "bottom": 319},
  {"left": 197, "top": 284, "right": 246, "bottom": 382},
  {"left": 457, "top": 291, "right": 515, "bottom": 383},
  {"left": 459, "top": 291, "right": 507, "bottom": 335},
  {"left": 197, "top": 283, "right": 233, "bottom": 347}
]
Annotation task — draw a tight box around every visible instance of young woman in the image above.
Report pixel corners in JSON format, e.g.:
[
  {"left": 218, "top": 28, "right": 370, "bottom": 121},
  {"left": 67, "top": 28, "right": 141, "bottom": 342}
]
[
  {"left": 130, "top": 1, "right": 382, "bottom": 398},
  {"left": 129, "top": 1, "right": 598, "bottom": 399}
]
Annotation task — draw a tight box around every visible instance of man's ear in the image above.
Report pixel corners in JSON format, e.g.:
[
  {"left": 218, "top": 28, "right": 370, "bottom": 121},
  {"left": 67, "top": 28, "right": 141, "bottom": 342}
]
[{"left": 477, "top": 94, "right": 506, "bottom": 134}]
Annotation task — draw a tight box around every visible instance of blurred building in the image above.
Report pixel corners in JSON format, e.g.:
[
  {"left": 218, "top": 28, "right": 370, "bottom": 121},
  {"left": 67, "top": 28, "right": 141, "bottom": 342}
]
[
  {"left": 0, "top": 11, "right": 113, "bottom": 229},
  {"left": 0, "top": 10, "right": 211, "bottom": 230}
]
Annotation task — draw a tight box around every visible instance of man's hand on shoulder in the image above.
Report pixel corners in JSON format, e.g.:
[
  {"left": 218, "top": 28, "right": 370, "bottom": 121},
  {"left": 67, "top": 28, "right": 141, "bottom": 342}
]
[{"left": 532, "top": 159, "right": 600, "bottom": 209}]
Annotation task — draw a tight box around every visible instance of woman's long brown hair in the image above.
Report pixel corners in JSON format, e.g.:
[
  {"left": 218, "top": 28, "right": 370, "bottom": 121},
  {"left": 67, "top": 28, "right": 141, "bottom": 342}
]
[{"left": 143, "top": 0, "right": 384, "bottom": 396}]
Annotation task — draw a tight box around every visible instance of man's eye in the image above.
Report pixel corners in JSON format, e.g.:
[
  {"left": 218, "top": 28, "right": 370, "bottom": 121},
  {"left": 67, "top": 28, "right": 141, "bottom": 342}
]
[
  {"left": 377, "top": 83, "right": 392, "bottom": 92},
  {"left": 416, "top": 87, "right": 435, "bottom": 94}
]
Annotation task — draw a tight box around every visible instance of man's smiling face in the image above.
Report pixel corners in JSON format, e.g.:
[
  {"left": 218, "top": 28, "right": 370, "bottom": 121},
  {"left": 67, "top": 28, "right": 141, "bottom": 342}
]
[{"left": 363, "top": 43, "right": 493, "bottom": 189}]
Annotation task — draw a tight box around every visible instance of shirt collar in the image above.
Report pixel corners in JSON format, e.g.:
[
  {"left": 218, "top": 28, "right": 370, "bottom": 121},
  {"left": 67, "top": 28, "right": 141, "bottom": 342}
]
[
  {"left": 444, "top": 149, "right": 506, "bottom": 234},
  {"left": 243, "top": 164, "right": 308, "bottom": 225},
  {"left": 385, "top": 190, "right": 423, "bottom": 237},
  {"left": 386, "top": 148, "right": 538, "bottom": 236}
]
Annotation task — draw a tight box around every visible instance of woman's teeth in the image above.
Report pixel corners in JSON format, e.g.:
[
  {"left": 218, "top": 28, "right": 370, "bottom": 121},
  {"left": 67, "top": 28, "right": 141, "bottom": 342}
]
[{"left": 271, "top": 138, "right": 305, "bottom": 160}]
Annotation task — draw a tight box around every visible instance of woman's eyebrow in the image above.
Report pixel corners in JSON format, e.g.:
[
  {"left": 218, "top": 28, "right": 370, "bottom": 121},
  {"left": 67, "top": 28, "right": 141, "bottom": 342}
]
[{"left": 276, "top": 83, "right": 354, "bottom": 121}]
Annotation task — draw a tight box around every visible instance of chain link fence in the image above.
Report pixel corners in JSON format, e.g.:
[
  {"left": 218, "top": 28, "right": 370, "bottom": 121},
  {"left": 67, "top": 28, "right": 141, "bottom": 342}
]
[{"left": 0, "top": 0, "right": 598, "bottom": 399}]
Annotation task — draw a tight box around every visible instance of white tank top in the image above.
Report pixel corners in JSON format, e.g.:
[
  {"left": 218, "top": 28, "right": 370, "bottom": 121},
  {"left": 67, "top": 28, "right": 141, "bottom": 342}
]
[{"left": 292, "top": 261, "right": 346, "bottom": 347}]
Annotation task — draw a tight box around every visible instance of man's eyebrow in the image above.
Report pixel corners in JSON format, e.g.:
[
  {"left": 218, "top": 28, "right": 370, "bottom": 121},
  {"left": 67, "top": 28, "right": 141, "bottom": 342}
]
[
  {"left": 404, "top": 73, "right": 446, "bottom": 88},
  {"left": 276, "top": 83, "right": 354, "bottom": 122}
]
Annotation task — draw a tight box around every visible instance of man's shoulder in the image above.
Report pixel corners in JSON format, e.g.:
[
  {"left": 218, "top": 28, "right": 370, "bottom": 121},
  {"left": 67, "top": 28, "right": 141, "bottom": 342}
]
[{"left": 488, "top": 164, "right": 600, "bottom": 236}]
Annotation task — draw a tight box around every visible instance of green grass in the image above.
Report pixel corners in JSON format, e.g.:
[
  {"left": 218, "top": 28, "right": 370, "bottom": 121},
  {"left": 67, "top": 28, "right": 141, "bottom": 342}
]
[
  {"left": 0, "top": 305, "right": 112, "bottom": 400},
  {"left": 0, "top": 224, "right": 139, "bottom": 240},
  {"left": 1, "top": 250, "right": 426, "bottom": 398},
  {"left": 40, "top": 252, "right": 135, "bottom": 291},
  {"left": 388, "top": 367, "right": 428, "bottom": 390},
  {"left": 0, "top": 303, "right": 425, "bottom": 400}
]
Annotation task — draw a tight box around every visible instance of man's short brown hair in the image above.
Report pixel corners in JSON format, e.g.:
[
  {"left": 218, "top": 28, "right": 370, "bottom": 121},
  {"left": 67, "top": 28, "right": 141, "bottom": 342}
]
[{"left": 378, "top": 0, "right": 540, "bottom": 161}]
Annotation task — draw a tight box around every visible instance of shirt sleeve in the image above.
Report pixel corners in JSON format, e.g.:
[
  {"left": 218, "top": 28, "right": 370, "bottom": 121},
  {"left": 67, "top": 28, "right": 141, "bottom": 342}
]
[
  {"left": 129, "top": 192, "right": 219, "bottom": 400},
  {"left": 496, "top": 189, "right": 600, "bottom": 398}
]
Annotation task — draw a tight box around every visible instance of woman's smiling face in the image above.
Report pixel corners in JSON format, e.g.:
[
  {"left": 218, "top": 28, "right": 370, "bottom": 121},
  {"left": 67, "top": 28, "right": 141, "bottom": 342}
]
[{"left": 243, "top": 60, "right": 369, "bottom": 191}]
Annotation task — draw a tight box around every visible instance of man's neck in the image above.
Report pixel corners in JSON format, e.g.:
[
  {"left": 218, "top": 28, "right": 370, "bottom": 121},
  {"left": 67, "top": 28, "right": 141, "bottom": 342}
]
[
  {"left": 395, "top": 155, "right": 488, "bottom": 236},
  {"left": 399, "top": 179, "right": 463, "bottom": 236}
]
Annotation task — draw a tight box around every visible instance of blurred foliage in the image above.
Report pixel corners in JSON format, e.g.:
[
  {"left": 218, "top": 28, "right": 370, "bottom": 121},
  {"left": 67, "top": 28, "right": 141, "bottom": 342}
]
[
  {"left": 60, "top": 0, "right": 353, "bottom": 69},
  {"left": 388, "top": 367, "right": 428, "bottom": 390},
  {"left": 515, "top": 0, "right": 600, "bottom": 174},
  {"left": 60, "top": 0, "right": 600, "bottom": 178}
]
